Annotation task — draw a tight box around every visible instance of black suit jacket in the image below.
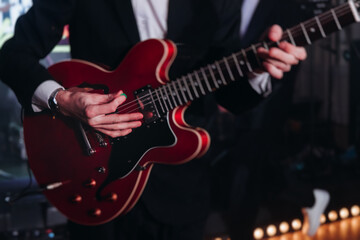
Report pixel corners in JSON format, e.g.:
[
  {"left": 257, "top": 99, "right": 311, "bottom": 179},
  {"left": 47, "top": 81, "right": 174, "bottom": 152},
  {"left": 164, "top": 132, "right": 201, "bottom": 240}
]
[
  {"left": 0, "top": 0, "right": 264, "bottom": 224},
  {"left": 241, "top": 0, "right": 304, "bottom": 48},
  {"left": 235, "top": 0, "right": 304, "bottom": 130},
  {"left": 0, "top": 0, "right": 261, "bottom": 111}
]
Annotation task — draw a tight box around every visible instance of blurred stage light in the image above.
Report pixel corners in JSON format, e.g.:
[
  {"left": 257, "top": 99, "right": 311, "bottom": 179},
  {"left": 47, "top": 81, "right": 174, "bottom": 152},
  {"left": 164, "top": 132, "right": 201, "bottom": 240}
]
[
  {"left": 291, "top": 219, "right": 302, "bottom": 230},
  {"left": 328, "top": 210, "right": 338, "bottom": 222},
  {"left": 279, "top": 221, "right": 290, "bottom": 233},
  {"left": 266, "top": 224, "right": 277, "bottom": 237},
  {"left": 339, "top": 208, "right": 350, "bottom": 219},
  {"left": 351, "top": 205, "right": 360, "bottom": 217},
  {"left": 320, "top": 214, "right": 327, "bottom": 224},
  {"left": 253, "top": 228, "right": 264, "bottom": 240}
]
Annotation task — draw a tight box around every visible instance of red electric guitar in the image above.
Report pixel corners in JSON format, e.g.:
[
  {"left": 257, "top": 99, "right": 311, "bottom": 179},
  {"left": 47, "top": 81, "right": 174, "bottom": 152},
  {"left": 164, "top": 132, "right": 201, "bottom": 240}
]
[{"left": 23, "top": 1, "right": 360, "bottom": 225}]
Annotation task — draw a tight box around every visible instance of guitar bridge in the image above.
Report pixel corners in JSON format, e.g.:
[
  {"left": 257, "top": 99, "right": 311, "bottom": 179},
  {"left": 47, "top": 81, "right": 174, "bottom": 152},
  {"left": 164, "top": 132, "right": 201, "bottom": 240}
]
[{"left": 134, "top": 85, "right": 161, "bottom": 124}]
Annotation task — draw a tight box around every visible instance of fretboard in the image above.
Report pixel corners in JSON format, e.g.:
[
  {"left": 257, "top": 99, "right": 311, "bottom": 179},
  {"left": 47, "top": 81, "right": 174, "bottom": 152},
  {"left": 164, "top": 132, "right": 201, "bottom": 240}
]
[{"left": 152, "top": 0, "right": 360, "bottom": 115}]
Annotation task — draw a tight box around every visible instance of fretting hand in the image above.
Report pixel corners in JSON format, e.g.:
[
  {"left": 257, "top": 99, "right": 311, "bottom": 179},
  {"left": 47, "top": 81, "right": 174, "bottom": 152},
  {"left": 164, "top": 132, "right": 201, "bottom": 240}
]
[{"left": 257, "top": 24, "right": 307, "bottom": 79}]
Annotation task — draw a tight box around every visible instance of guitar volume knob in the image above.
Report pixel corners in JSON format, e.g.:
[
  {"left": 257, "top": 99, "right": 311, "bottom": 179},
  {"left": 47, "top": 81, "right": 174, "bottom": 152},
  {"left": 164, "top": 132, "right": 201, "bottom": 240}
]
[
  {"left": 84, "top": 179, "right": 96, "bottom": 188},
  {"left": 70, "top": 194, "right": 82, "bottom": 203},
  {"left": 106, "top": 193, "right": 118, "bottom": 202},
  {"left": 89, "top": 208, "right": 102, "bottom": 217}
]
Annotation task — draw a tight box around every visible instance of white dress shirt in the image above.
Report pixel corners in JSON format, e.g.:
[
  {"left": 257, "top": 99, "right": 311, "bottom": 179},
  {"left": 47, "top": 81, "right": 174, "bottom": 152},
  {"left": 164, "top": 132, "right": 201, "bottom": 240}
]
[
  {"left": 32, "top": 0, "right": 270, "bottom": 111},
  {"left": 240, "top": 0, "right": 260, "bottom": 38},
  {"left": 241, "top": 0, "right": 271, "bottom": 96},
  {"left": 131, "top": 0, "right": 168, "bottom": 41}
]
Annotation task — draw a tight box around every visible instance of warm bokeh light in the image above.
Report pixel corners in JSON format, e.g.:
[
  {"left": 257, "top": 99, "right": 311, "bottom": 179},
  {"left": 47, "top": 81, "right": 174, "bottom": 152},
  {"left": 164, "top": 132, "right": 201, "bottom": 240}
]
[
  {"left": 266, "top": 224, "right": 277, "bottom": 237},
  {"left": 320, "top": 214, "right": 327, "bottom": 224},
  {"left": 291, "top": 219, "right": 302, "bottom": 230},
  {"left": 214, "top": 238, "right": 222, "bottom": 240},
  {"left": 253, "top": 228, "right": 264, "bottom": 240},
  {"left": 351, "top": 205, "right": 360, "bottom": 217},
  {"left": 279, "top": 221, "right": 290, "bottom": 233},
  {"left": 340, "top": 208, "right": 350, "bottom": 219},
  {"left": 328, "top": 210, "right": 338, "bottom": 222}
]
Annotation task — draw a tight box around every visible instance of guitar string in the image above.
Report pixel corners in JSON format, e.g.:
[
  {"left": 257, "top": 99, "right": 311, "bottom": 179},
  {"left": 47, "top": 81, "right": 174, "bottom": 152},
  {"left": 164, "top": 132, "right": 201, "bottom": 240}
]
[
  {"left": 115, "top": 3, "right": 351, "bottom": 114},
  {"left": 281, "top": 4, "right": 350, "bottom": 42},
  {"left": 111, "top": 4, "right": 352, "bottom": 115},
  {"left": 114, "top": 3, "right": 352, "bottom": 116},
  {"left": 112, "top": 3, "right": 351, "bottom": 114}
]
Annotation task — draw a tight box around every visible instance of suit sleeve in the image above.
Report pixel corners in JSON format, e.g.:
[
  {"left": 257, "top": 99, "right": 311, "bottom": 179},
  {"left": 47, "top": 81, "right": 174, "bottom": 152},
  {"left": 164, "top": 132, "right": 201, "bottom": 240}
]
[
  {"left": 207, "top": 0, "right": 264, "bottom": 115},
  {"left": 0, "top": 0, "right": 76, "bottom": 110}
]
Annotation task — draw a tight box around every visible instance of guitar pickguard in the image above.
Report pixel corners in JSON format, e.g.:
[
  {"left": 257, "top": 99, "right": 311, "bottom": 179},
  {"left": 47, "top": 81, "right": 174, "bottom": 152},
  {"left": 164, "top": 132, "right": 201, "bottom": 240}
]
[{"left": 105, "top": 114, "right": 175, "bottom": 181}]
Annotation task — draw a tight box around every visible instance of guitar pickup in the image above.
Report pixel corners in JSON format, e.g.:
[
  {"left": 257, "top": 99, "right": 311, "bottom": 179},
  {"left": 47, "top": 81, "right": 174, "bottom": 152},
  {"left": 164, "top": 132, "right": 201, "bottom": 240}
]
[{"left": 134, "top": 86, "right": 160, "bottom": 124}]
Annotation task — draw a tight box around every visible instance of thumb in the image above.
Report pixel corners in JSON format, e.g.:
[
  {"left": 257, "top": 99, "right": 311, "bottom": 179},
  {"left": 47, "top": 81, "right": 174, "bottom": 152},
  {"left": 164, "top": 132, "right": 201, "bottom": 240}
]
[{"left": 89, "top": 90, "right": 124, "bottom": 105}]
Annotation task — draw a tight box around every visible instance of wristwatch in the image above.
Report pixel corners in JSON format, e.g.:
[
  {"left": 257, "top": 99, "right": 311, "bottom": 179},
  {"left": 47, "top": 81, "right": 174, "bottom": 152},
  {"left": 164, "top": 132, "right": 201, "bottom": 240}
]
[{"left": 48, "top": 88, "right": 63, "bottom": 113}]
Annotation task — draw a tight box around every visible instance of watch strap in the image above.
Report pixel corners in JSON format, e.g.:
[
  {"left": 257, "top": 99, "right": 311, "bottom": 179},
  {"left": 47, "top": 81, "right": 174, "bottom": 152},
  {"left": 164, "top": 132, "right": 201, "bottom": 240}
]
[{"left": 48, "top": 88, "right": 63, "bottom": 112}]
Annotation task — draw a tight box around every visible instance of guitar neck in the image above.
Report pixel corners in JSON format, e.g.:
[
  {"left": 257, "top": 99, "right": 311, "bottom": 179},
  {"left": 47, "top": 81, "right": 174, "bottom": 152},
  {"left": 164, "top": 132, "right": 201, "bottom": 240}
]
[{"left": 153, "top": 0, "right": 360, "bottom": 115}]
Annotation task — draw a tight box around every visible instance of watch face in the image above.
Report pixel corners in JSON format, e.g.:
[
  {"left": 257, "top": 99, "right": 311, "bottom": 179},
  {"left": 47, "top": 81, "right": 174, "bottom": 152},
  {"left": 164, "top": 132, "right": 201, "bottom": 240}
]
[{"left": 49, "top": 88, "right": 62, "bottom": 112}]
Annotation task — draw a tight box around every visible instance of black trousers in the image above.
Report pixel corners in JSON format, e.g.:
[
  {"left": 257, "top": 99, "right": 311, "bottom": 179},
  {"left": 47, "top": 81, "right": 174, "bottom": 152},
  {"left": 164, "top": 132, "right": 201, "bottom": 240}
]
[{"left": 67, "top": 200, "right": 207, "bottom": 240}]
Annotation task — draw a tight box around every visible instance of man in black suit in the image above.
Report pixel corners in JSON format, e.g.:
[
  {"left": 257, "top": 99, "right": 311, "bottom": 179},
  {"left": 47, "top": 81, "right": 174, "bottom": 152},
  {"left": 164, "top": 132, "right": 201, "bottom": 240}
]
[
  {"left": 215, "top": 1, "right": 320, "bottom": 239},
  {"left": 0, "top": 0, "right": 306, "bottom": 239}
]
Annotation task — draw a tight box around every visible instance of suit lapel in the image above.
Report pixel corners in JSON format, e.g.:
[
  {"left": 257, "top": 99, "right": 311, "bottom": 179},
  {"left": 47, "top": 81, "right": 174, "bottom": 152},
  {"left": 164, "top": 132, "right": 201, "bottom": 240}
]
[
  {"left": 113, "top": 0, "right": 140, "bottom": 45},
  {"left": 167, "top": 0, "right": 184, "bottom": 39},
  {"left": 167, "top": 0, "right": 196, "bottom": 40},
  {"left": 241, "top": 0, "right": 275, "bottom": 47}
]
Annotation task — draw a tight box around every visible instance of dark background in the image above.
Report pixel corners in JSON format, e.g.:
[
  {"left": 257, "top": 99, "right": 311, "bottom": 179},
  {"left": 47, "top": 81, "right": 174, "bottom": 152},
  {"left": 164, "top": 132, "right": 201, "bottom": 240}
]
[{"left": 0, "top": 0, "right": 360, "bottom": 239}]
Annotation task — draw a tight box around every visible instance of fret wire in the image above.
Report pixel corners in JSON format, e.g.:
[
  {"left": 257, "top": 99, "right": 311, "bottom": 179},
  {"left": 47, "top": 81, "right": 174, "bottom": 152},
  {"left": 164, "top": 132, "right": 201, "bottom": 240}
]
[
  {"left": 331, "top": 9, "right": 342, "bottom": 30},
  {"left": 158, "top": 87, "right": 170, "bottom": 112},
  {"left": 165, "top": 86, "right": 174, "bottom": 109},
  {"left": 293, "top": 4, "right": 350, "bottom": 39},
  {"left": 207, "top": 64, "right": 219, "bottom": 88},
  {"left": 215, "top": 61, "right": 227, "bottom": 85},
  {"left": 154, "top": 89, "right": 165, "bottom": 113},
  {"left": 193, "top": 72, "right": 206, "bottom": 95},
  {"left": 300, "top": 23, "right": 312, "bottom": 45},
  {"left": 149, "top": 89, "right": 160, "bottom": 117},
  {"left": 167, "top": 83, "right": 177, "bottom": 107},
  {"left": 182, "top": 76, "right": 194, "bottom": 100},
  {"left": 171, "top": 81, "right": 183, "bottom": 106},
  {"left": 280, "top": 3, "right": 350, "bottom": 43},
  {"left": 315, "top": 16, "right": 327, "bottom": 38},
  {"left": 262, "top": 41, "right": 269, "bottom": 50},
  {"left": 349, "top": 0, "right": 360, "bottom": 22},
  {"left": 200, "top": 68, "right": 213, "bottom": 92},
  {"left": 241, "top": 49, "right": 253, "bottom": 72},
  {"left": 176, "top": 79, "right": 188, "bottom": 103},
  {"left": 291, "top": 23, "right": 308, "bottom": 39},
  {"left": 231, "top": 53, "right": 244, "bottom": 77},
  {"left": 223, "top": 57, "right": 235, "bottom": 81},
  {"left": 291, "top": 15, "right": 321, "bottom": 37},
  {"left": 187, "top": 73, "right": 200, "bottom": 98},
  {"left": 286, "top": 29, "right": 296, "bottom": 46},
  {"left": 251, "top": 44, "right": 262, "bottom": 67},
  {"left": 165, "top": 84, "right": 177, "bottom": 109},
  {"left": 290, "top": 21, "right": 317, "bottom": 40}
]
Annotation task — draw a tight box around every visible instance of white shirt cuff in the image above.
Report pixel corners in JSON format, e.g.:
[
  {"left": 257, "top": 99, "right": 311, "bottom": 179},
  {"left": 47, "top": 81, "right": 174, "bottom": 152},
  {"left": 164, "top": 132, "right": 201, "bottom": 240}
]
[
  {"left": 32, "top": 80, "right": 64, "bottom": 112},
  {"left": 248, "top": 72, "right": 272, "bottom": 97}
]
